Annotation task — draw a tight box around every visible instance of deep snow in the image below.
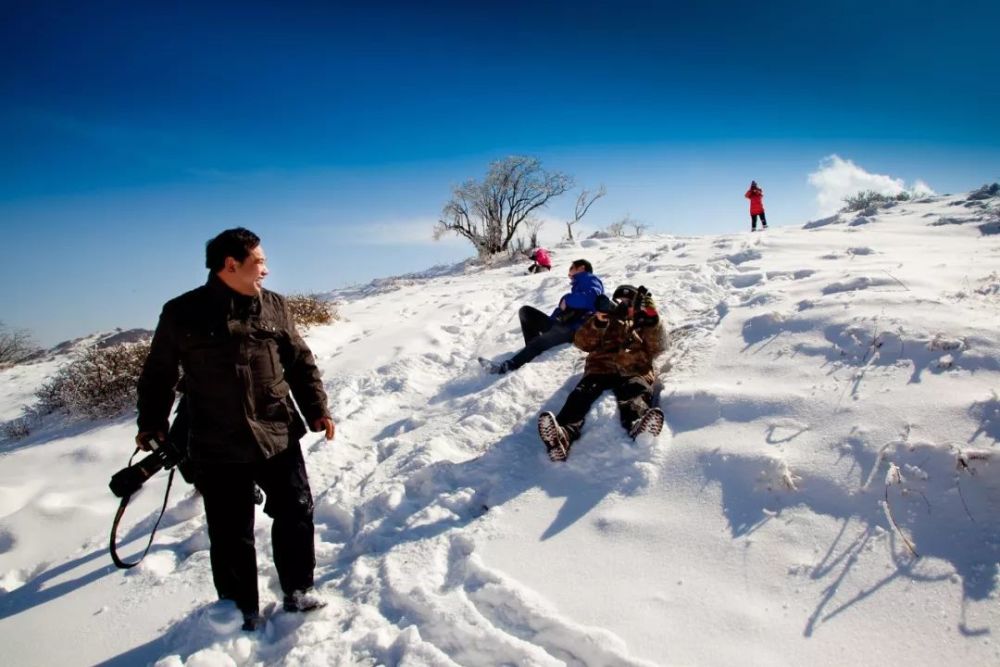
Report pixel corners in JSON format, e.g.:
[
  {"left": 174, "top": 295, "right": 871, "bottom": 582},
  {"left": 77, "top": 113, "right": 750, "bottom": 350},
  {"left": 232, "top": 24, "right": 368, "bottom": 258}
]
[{"left": 2, "top": 190, "right": 1000, "bottom": 666}]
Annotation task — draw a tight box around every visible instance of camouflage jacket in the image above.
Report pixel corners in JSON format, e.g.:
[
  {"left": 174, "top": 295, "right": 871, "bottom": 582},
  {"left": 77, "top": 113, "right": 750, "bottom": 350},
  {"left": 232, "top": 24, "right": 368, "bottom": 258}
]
[{"left": 573, "top": 315, "right": 666, "bottom": 381}]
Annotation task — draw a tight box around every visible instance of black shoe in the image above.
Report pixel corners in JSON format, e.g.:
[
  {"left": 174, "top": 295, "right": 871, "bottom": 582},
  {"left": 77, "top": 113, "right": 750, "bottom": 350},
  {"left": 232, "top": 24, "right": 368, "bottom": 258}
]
[
  {"left": 478, "top": 357, "right": 511, "bottom": 375},
  {"left": 283, "top": 589, "right": 328, "bottom": 613},
  {"left": 241, "top": 611, "right": 263, "bottom": 632},
  {"left": 538, "top": 412, "right": 571, "bottom": 462}
]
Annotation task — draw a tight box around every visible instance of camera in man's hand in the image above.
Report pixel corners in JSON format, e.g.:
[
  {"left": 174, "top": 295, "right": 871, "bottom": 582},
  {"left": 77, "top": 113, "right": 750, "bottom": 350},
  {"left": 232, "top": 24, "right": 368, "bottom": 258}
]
[{"left": 109, "top": 437, "right": 188, "bottom": 499}]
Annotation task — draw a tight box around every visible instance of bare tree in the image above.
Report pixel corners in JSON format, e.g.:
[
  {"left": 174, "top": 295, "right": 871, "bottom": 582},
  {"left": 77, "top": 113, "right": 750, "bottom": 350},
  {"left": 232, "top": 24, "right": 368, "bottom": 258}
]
[
  {"left": 566, "top": 185, "right": 606, "bottom": 241},
  {"left": 604, "top": 213, "right": 647, "bottom": 238},
  {"left": 435, "top": 156, "right": 572, "bottom": 257},
  {"left": 0, "top": 322, "right": 37, "bottom": 366},
  {"left": 606, "top": 219, "right": 628, "bottom": 237}
]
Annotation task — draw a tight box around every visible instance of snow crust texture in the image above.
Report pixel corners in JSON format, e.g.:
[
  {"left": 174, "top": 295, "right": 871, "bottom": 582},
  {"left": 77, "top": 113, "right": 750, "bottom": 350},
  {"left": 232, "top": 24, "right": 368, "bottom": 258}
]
[{"left": 2, "top": 191, "right": 1000, "bottom": 665}]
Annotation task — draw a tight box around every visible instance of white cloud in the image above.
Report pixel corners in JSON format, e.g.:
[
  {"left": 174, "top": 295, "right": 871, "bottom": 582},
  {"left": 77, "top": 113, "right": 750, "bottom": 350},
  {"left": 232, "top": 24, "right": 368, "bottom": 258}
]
[
  {"left": 807, "top": 155, "right": 936, "bottom": 215},
  {"left": 910, "top": 179, "right": 936, "bottom": 197},
  {"left": 342, "top": 218, "right": 463, "bottom": 247}
]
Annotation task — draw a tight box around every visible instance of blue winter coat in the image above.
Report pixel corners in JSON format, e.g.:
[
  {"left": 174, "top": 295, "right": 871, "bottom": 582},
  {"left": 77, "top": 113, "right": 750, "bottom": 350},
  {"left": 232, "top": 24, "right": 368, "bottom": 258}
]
[{"left": 550, "top": 272, "right": 605, "bottom": 331}]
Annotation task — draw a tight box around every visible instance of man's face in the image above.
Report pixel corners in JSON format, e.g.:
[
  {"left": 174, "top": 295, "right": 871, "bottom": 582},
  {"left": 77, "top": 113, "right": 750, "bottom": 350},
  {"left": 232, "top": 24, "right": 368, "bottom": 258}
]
[
  {"left": 224, "top": 245, "right": 268, "bottom": 296},
  {"left": 568, "top": 264, "right": 584, "bottom": 280}
]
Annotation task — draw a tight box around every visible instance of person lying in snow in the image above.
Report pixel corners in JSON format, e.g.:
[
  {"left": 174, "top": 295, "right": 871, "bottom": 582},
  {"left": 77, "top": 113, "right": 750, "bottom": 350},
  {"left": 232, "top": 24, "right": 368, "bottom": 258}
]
[
  {"left": 537, "top": 284, "right": 666, "bottom": 461},
  {"left": 527, "top": 247, "right": 552, "bottom": 273},
  {"left": 480, "top": 259, "right": 604, "bottom": 375}
]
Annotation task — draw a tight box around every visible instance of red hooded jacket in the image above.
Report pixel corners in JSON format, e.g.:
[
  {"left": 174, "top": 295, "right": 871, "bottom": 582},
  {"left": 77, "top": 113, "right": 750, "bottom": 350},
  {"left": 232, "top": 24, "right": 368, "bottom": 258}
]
[{"left": 745, "top": 187, "right": 765, "bottom": 215}]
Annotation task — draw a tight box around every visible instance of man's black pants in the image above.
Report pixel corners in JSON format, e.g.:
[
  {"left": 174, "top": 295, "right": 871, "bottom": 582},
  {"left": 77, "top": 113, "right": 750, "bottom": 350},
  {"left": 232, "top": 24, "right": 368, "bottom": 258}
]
[
  {"left": 506, "top": 306, "right": 575, "bottom": 370},
  {"left": 752, "top": 212, "right": 768, "bottom": 230},
  {"left": 194, "top": 442, "right": 315, "bottom": 615},
  {"left": 555, "top": 373, "right": 654, "bottom": 441}
]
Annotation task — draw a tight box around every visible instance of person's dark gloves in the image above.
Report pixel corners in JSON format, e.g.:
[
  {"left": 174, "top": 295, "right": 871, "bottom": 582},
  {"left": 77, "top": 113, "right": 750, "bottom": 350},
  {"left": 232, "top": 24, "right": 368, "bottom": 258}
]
[
  {"left": 594, "top": 294, "right": 613, "bottom": 314},
  {"left": 633, "top": 287, "right": 659, "bottom": 328}
]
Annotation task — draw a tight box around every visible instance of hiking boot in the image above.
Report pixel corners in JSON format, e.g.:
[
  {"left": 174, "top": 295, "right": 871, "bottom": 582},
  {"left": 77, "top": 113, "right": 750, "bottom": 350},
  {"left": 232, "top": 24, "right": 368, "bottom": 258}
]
[
  {"left": 538, "top": 412, "right": 571, "bottom": 462},
  {"left": 629, "top": 407, "right": 665, "bottom": 440},
  {"left": 283, "top": 589, "right": 328, "bottom": 613}
]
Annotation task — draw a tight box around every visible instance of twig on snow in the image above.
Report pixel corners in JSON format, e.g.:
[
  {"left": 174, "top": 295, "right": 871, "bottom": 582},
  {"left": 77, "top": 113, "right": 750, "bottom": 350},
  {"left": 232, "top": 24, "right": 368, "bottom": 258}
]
[{"left": 884, "top": 463, "right": 919, "bottom": 558}]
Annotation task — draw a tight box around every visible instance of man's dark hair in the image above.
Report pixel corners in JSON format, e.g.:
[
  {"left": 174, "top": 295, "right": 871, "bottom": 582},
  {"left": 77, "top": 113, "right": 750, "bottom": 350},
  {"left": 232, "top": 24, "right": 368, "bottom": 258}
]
[
  {"left": 205, "top": 228, "right": 261, "bottom": 271},
  {"left": 571, "top": 259, "right": 593, "bottom": 273}
]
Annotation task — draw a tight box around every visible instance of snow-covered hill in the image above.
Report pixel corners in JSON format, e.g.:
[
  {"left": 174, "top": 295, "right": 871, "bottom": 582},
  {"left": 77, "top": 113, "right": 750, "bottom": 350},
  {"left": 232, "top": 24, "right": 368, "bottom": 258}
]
[{"left": 2, "top": 189, "right": 1000, "bottom": 666}]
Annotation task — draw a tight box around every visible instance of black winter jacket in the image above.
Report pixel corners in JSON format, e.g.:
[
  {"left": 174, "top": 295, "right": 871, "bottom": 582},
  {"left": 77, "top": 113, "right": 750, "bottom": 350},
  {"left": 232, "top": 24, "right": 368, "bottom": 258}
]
[{"left": 137, "top": 274, "right": 330, "bottom": 463}]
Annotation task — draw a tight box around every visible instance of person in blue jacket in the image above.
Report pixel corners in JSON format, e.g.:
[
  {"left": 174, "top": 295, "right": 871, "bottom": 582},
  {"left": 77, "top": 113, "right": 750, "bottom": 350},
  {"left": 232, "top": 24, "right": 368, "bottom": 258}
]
[{"left": 481, "top": 259, "right": 605, "bottom": 374}]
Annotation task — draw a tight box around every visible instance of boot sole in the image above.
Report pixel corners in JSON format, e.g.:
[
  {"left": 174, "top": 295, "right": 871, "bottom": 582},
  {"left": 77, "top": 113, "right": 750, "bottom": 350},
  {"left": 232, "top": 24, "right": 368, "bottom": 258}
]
[
  {"left": 538, "top": 412, "right": 570, "bottom": 462},
  {"left": 630, "top": 408, "right": 664, "bottom": 439}
]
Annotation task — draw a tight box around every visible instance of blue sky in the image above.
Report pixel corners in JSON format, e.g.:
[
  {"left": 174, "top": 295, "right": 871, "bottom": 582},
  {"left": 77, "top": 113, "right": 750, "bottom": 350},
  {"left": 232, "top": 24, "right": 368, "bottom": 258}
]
[{"left": 2, "top": 0, "right": 999, "bottom": 345}]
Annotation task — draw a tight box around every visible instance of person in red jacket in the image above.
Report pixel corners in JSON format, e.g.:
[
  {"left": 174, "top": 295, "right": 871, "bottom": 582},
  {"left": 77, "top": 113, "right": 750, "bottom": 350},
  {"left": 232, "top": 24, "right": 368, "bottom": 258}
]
[
  {"left": 527, "top": 247, "right": 552, "bottom": 273},
  {"left": 745, "top": 181, "right": 767, "bottom": 231}
]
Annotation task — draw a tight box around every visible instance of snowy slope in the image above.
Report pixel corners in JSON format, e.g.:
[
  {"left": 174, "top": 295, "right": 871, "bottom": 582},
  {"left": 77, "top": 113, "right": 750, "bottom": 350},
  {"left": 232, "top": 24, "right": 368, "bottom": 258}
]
[{"left": 2, "top": 190, "right": 1000, "bottom": 666}]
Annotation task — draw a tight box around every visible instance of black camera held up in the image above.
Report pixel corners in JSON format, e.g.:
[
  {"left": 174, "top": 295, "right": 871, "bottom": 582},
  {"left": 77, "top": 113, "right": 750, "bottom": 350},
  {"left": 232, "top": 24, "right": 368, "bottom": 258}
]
[
  {"left": 108, "top": 435, "right": 188, "bottom": 499},
  {"left": 596, "top": 285, "right": 653, "bottom": 323}
]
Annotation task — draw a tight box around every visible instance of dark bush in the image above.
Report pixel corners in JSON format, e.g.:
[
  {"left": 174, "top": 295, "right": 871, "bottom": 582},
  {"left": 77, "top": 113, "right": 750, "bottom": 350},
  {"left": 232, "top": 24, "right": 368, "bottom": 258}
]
[
  {"left": 1, "top": 416, "right": 31, "bottom": 440},
  {"left": 842, "top": 190, "right": 893, "bottom": 212},
  {"left": 968, "top": 183, "right": 1000, "bottom": 200},
  {"left": 286, "top": 295, "right": 339, "bottom": 329}
]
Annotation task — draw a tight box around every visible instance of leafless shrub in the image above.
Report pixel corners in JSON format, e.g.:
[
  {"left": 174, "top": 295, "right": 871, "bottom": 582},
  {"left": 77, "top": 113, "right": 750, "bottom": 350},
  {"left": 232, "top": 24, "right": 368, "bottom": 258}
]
[
  {"left": 842, "top": 190, "right": 912, "bottom": 213},
  {"left": 606, "top": 219, "right": 628, "bottom": 237},
  {"left": 507, "top": 236, "right": 530, "bottom": 257},
  {"left": 0, "top": 322, "right": 38, "bottom": 367},
  {"left": 36, "top": 342, "right": 150, "bottom": 419},
  {"left": 1, "top": 416, "right": 32, "bottom": 440},
  {"left": 607, "top": 214, "right": 647, "bottom": 237},
  {"left": 286, "top": 295, "right": 339, "bottom": 329},
  {"left": 524, "top": 217, "right": 544, "bottom": 249},
  {"left": 842, "top": 190, "right": 892, "bottom": 212}
]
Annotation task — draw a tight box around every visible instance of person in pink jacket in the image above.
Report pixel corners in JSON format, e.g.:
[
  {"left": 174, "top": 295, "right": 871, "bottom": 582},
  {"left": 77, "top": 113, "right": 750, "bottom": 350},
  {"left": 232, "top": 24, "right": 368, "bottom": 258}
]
[
  {"left": 528, "top": 247, "right": 552, "bottom": 273},
  {"left": 745, "top": 181, "right": 767, "bottom": 231}
]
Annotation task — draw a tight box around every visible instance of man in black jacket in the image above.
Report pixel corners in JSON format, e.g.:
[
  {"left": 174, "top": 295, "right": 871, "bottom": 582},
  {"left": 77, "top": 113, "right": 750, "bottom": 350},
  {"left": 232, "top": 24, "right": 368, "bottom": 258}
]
[{"left": 136, "top": 228, "right": 335, "bottom": 630}]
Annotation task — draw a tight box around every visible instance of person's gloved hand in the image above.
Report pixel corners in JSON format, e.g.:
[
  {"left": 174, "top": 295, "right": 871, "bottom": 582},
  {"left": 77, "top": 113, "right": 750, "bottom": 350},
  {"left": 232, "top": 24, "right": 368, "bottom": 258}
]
[
  {"left": 592, "top": 294, "right": 613, "bottom": 328},
  {"left": 633, "top": 288, "right": 659, "bottom": 328}
]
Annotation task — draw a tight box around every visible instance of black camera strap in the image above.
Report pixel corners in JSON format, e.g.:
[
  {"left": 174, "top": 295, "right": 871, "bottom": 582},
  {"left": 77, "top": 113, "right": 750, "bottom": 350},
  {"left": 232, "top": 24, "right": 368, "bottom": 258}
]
[{"left": 109, "top": 448, "right": 177, "bottom": 569}]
